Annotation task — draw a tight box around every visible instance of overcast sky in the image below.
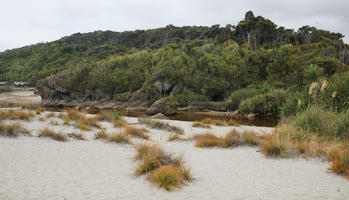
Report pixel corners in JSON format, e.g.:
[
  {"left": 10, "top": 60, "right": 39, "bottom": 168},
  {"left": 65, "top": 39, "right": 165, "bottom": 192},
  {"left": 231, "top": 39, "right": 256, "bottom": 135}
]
[{"left": 0, "top": 0, "right": 348, "bottom": 52}]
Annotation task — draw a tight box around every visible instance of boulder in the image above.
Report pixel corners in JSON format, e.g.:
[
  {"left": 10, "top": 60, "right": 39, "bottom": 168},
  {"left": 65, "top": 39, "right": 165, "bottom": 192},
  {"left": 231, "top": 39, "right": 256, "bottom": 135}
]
[
  {"left": 146, "top": 99, "right": 176, "bottom": 116},
  {"left": 149, "top": 113, "right": 168, "bottom": 120}
]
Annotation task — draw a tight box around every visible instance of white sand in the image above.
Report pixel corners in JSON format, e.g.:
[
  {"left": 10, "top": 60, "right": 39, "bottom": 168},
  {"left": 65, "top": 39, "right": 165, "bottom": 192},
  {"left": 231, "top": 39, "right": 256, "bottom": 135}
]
[
  {"left": 0, "top": 91, "right": 41, "bottom": 105},
  {"left": 0, "top": 109, "right": 348, "bottom": 200}
]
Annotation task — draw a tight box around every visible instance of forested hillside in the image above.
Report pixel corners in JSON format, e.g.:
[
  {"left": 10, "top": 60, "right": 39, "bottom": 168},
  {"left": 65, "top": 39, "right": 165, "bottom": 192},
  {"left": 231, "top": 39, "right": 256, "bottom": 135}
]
[{"left": 1, "top": 11, "right": 348, "bottom": 115}]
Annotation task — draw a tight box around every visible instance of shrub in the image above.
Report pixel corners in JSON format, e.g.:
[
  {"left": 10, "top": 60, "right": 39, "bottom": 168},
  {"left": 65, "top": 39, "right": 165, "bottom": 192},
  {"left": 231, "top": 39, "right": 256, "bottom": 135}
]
[
  {"left": 293, "top": 106, "right": 334, "bottom": 136},
  {"left": 239, "top": 89, "right": 288, "bottom": 114},
  {"left": 333, "top": 111, "right": 349, "bottom": 139},
  {"left": 38, "top": 128, "right": 68, "bottom": 142},
  {"left": 230, "top": 88, "right": 263, "bottom": 109}
]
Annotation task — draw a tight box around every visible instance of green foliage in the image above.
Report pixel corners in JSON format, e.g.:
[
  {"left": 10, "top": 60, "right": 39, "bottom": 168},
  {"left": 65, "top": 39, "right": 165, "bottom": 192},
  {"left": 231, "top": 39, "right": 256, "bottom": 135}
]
[
  {"left": 0, "top": 12, "right": 348, "bottom": 113},
  {"left": 238, "top": 88, "right": 288, "bottom": 114},
  {"left": 333, "top": 111, "right": 349, "bottom": 138},
  {"left": 164, "top": 91, "right": 208, "bottom": 108}
]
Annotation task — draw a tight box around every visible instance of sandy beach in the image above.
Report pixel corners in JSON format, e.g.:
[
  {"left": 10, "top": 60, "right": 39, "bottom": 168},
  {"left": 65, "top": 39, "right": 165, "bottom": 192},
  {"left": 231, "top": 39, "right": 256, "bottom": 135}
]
[{"left": 0, "top": 108, "right": 348, "bottom": 200}]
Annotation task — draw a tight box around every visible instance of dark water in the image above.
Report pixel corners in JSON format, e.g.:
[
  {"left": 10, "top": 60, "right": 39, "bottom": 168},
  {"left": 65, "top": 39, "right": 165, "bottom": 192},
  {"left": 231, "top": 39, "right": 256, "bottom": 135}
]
[{"left": 122, "top": 110, "right": 278, "bottom": 127}]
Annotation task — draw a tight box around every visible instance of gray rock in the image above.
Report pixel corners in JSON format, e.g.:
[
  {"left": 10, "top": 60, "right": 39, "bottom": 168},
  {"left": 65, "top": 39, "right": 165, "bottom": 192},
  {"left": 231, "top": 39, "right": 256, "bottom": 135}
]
[
  {"left": 146, "top": 99, "right": 176, "bottom": 116},
  {"left": 149, "top": 113, "right": 168, "bottom": 120}
]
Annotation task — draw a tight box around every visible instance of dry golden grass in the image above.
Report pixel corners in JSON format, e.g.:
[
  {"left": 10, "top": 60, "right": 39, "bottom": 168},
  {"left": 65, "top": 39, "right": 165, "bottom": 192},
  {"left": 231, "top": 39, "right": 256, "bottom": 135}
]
[
  {"left": 133, "top": 143, "right": 192, "bottom": 190},
  {"left": 0, "top": 110, "right": 35, "bottom": 121},
  {"left": 38, "top": 128, "right": 68, "bottom": 142},
  {"left": 94, "top": 131, "right": 109, "bottom": 140},
  {"left": 147, "top": 165, "right": 192, "bottom": 191},
  {"left": 0, "top": 123, "right": 31, "bottom": 137},
  {"left": 226, "top": 119, "right": 240, "bottom": 126},
  {"left": 328, "top": 148, "right": 349, "bottom": 177},
  {"left": 259, "top": 131, "right": 288, "bottom": 157},
  {"left": 38, "top": 117, "right": 45, "bottom": 121},
  {"left": 194, "top": 130, "right": 242, "bottom": 148},
  {"left": 167, "top": 134, "right": 190, "bottom": 142},
  {"left": 242, "top": 132, "right": 259, "bottom": 146},
  {"left": 201, "top": 118, "right": 225, "bottom": 126},
  {"left": 124, "top": 126, "right": 150, "bottom": 140},
  {"left": 192, "top": 121, "right": 210, "bottom": 128},
  {"left": 112, "top": 119, "right": 127, "bottom": 127},
  {"left": 108, "top": 133, "right": 131, "bottom": 144},
  {"left": 35, "top": 107, "right": 45, "bottom": 115},
  {"left": 45, "top": 112, "right": 55, "bottom": 119}
]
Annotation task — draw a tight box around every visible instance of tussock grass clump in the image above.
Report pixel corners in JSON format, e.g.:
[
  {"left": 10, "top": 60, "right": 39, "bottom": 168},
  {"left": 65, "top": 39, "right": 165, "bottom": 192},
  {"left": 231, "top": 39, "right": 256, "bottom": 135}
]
[
  {"left": 138, "top": 118, "right": 184, "bottom": 134},
  {"left": 96, "top": 111, "right": 122, "bottom": 121},
  {"left": 201, "top": 118, "right": 225, "bottom": 126},
  {"left": 94, "top": 131, "right": 109, "bottom": 140},
  {"left": 0, "top": 123, "right": 31, "bottom": 137},
  {"left": 0, "top": 110, "right": 35, "bottom": 121},
  {"left": 194, "top": 130, "right": 242, "bottom": 148},
  {"left": 38, "top": 128, "right": 68, "bottom": 141},
  {"left": 112, "top": 119, "right": 127, "bottom": 127},
  {"left": 226, "top": 119, "right": 240, "bottom": 126},
  {"left": 124, "top": 126, "right": 149, "bottom": 140},
  {"left": 192, "top": 121, "right": 211, "bottom": 128},
  {"left": 76, "top": 116, "right": 102, "bottom": 130},
  {"left": 329, "top": 148, "right": 349, "bottom": 177},
  {"left": 133, "top": 143, "right": 192, "bottom": 190},
  {"left": 45, "top": 112, "right": 55, "bottom": 119},
  {"left": 167, "top": 134, "right": 191, "bottom": 142},
  {"left": 35, "top": 107, "right": 45, "bottom": 115},
  {"left": 67, "top": 132, "right": 85, "bottom": 140},
  {"left": 147, "top": 165, "right": 192, "bottom": 191},
  {"left": 259, "top": 132, "right": 288, "bottom": 157},
  {"left": 38, "top": 117, "right": 45, "bottom": 121},
  {"left": 242, "top": 132, "right": 259, "bottom": 146},
  {"left": 108, "top": 133, "right": 131, "bottom": 144}
]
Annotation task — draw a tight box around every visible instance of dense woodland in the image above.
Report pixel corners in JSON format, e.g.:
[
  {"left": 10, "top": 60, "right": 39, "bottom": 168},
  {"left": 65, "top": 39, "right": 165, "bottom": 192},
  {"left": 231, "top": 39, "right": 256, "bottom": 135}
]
[{"left": 0, "top": 11, "right": 348, "bottom": 117}]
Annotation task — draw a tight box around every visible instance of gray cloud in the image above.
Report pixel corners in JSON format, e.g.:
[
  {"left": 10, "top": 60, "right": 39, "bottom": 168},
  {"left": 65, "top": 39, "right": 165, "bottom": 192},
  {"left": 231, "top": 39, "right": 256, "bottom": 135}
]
[{"left": 0, "top": 0, "right": 348, "bottom": 52}]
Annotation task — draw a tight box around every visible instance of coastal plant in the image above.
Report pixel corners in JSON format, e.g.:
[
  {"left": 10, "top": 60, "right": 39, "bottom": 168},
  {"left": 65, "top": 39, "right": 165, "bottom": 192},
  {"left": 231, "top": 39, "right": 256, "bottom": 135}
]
[
  {"left": 45, "top": 112, "right": 55, "bottom": 119},
  {"left": 201, "top": 118, "right": 225, "bottom": 126},
  {"left": 259, "top": 131, "right": 288, "bottom": 157},
  {"left": 194, "top": 131, "right": 242, "bottom": 148},
  {"left": 0, "top": 123, "right": 31, "bottom": 137},
  {"left": 108, "top": 133, "right": 131, "bottom": 144},
  {"left": 94, "top": 131, "right": 108, "bottom": 140},
  {"left": 112, "top": 119, "right": 127, "bottom": 127},
  {"left": 123, "top": 126, "right": 149, "bottom": 140},
  {"left": 0, "top": 110, "right": 35, "bottom": 121},
  {"left": 328, "top": 148, "right": 349, "bottom": 177},
  {"left": 138, "top": 118, "right": 183, "bottom": 134},
  {"left": 133, "top": 143, "right": 192, "bottom": 190},
  {"left": 192, "top": 121, "right": 211, "bottom": 128},
  {"left": 242, "top": 132, "right": 259, "bottom": 146},
  {"left": 38, "top": 128, "right": 68, "bottom": 142}
]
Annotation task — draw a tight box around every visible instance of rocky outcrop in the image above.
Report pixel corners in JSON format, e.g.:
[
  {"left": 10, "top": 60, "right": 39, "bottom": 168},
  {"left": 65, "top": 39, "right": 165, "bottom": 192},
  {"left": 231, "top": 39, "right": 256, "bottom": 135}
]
[
  {"left": 149, "top": 113, "right": 168, "bottom": 120},
  {"left": 146, "top": 99, "right": 176, "bottom": 116}
]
